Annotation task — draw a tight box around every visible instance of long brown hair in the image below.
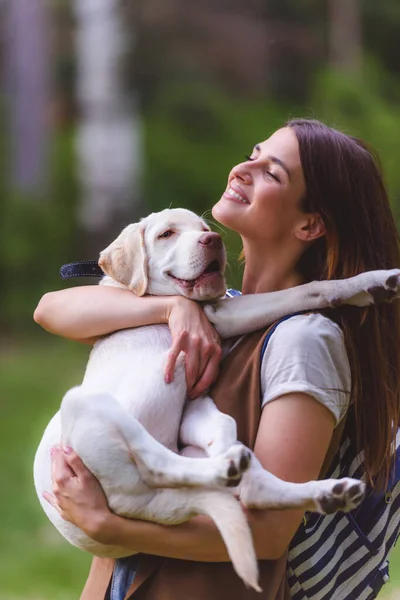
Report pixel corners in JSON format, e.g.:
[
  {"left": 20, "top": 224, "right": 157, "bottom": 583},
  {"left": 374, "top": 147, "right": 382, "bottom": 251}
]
[{"left": 287, "top": 118, "right": 400, "bottom": 489}]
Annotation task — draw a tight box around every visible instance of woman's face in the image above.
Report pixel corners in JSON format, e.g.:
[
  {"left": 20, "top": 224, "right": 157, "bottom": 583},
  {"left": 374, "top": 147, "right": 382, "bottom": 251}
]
[{"left": 212, "top": 127, "right": 308, "bottom": 247}]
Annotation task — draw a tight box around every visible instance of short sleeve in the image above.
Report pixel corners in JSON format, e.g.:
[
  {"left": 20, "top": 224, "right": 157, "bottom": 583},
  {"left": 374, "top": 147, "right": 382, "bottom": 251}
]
[{"left": 260, "top": 313, "right": 351, "bottom": 425}]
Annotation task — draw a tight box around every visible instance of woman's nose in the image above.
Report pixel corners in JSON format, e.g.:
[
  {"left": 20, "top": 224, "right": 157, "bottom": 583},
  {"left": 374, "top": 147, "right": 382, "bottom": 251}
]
[{"left": 231, "top": 163, "right": 252, "bottom": 184}]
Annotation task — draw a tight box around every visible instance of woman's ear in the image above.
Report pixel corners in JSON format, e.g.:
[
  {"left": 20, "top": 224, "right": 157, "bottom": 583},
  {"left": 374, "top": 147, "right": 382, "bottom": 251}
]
[{"left": 295, "top": 214, "right": 326, "bottom": 243}]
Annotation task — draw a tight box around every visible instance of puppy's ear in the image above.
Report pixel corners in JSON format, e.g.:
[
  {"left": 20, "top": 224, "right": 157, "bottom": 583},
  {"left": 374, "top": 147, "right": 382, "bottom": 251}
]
[{"left": 98, "top": 223, "right": 148, "bottom": 296}]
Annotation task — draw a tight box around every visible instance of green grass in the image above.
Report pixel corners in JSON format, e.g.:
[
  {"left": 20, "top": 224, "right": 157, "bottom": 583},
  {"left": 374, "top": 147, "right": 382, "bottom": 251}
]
[
  {"left": 0, "top": 338, "right": 91, "bottom": 599},
  {"left": 0, "top": 339, "right": 399, "bottom": 598},
  {"left": 386, "top": 548, "right": 400, "bottom": 598}
]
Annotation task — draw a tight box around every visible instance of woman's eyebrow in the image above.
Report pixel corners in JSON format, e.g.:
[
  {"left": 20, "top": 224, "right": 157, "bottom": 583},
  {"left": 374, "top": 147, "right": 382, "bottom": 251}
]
[{"left": 253, "top": 145, "right": 291, "bottom": 180}]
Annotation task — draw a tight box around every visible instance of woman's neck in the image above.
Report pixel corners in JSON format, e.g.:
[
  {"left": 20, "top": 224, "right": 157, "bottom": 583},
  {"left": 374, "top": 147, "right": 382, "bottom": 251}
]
[{"left": 241, "top": 244, "right": 304, "bottom": 294}]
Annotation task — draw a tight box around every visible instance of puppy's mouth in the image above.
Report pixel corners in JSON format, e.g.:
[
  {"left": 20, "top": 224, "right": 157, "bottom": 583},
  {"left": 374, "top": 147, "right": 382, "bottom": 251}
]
[{"left": 168, "top": 260, "right": 222, "bottom": 289}]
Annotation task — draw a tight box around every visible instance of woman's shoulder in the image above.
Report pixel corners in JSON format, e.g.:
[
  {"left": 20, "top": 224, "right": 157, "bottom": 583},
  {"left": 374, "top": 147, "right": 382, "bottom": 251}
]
[
  {"left": 271, "top": 312, "right": 344, "bottom": 342},
  {"left": 261, "top": 312, "right": 351, "bottom": 424},
  {"left": 264, "top": 312, "right": 349, "bottom": 368}
]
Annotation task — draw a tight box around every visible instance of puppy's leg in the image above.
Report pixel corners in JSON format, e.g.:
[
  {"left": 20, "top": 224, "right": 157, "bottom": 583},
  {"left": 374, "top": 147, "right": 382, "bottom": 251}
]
[
  {"left": 133, "top": 435, "right": 251, "bottom": 490},
  {"left": 179, "top": 446, "right": 208, "bottom": 458},
  {"left": 180, "top": 396, "right": 237, "bottom": 456},
  {"left": 62, "top": 388, "right": 250, "bottom": 490},
  {"left": 239, "top": 455, "right": 366, "bottom": 514},
  {"left": 205, "top": 269, "right": 400, "bottom": 338}
]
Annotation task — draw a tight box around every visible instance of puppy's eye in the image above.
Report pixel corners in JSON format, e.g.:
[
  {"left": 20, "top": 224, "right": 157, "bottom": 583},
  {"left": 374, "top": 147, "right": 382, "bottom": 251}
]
[{"left": 158, "top": 229, "right": 175, "bottom": 239}]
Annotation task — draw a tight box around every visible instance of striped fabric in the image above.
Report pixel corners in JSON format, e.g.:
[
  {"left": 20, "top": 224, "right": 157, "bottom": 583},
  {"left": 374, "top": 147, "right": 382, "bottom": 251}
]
[
  {"left": 227, "top": 290, "right": 400, "bottom": 598},
  {"left": 226, "top": 288, "right": 242, "bottom": 298},
  {"left": 287, "top": 430, "right": 400, "bottom": 599}
]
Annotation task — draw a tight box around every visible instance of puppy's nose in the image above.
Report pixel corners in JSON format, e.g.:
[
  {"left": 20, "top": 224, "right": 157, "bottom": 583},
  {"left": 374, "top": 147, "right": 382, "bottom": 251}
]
[{"left": 199, "top": 232, "right": 222, "bottom": 248}]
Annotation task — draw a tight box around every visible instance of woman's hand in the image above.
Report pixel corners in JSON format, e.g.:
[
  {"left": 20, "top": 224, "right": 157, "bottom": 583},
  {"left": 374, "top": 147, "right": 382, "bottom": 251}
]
[
  {"left": 43, "top": 446, "right": 113, "bottom": 543},
  {"left": 165, "top": 297, "right": 222, "bottom": 398}
]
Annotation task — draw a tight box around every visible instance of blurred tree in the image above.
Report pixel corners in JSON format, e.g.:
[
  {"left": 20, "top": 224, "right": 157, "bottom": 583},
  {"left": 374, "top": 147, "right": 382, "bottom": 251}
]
[
  {"left": 328, "top": 0, "right": 362, "bottom": 73},
  {"left": 4, "top": 0, "right": 50, "bottom": 193},
  {"left": 312, "top": 62, "right": 400, "bottom": 221},
  {"left": 2, "top": 0, "right": 400, "bottom": 332},
  {"left": 73, "top": 0, "right": 143, "bottom": 254},
  {"left": 363, "top": 0, "right": 400, "bottom": 77}
]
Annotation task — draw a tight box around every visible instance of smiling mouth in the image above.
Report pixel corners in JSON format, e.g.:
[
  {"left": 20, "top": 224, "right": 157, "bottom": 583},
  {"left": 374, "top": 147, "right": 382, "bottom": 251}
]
[
  {"left": 225, "top": 187, "right": 249, "bottom": 204},
  {"left": 168, "top": 260, "right": 222, "bottom": 288}
]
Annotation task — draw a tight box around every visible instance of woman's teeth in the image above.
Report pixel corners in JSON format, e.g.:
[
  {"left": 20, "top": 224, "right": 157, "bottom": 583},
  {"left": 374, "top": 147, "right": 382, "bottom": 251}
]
[{"left": 227, "top": 188, "right": 249, "bottom": 204}]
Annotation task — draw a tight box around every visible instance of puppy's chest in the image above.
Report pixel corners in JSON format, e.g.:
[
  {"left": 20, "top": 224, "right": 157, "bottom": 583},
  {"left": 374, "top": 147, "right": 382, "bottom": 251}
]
[{"left": 86, "top": 325, "right": 170, "bottom": 367}]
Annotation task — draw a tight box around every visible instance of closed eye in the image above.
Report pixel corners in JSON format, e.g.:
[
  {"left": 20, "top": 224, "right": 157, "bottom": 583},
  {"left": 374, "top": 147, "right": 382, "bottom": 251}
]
[
  {"left": 266, "top": 171, "right": 281, "bottom": 183},
  {"left": 245, "top": 153, "right": 283, "bottom": 184}
]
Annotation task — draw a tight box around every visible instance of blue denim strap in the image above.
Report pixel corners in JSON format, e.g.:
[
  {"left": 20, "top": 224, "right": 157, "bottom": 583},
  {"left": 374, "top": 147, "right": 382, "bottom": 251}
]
[{"left": 109, "top": 556, "right": 139, "bottom": 600}]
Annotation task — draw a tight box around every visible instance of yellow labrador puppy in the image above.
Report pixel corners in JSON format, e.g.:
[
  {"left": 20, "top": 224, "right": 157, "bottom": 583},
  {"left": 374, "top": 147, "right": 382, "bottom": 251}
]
[{"left": 34, "top": 208, "right": 400, "bottom": 591}]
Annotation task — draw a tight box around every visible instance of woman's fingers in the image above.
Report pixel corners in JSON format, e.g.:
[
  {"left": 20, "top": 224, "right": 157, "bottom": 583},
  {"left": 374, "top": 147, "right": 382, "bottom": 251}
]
[
  {"left": 164, "top": 331, "right": 187, "bottom": 383},
  {"left": 166, "top": 297, "right": 223, "bottom": 393},
  {"left": 43, "top": 491, "right": 60, "bottom": 512},
  {"left": 165, "top": 334, "right": 222, "bottom": 395},
  {"left": 190, "top": 345, "right": 222, "bottom": 398},
  {"left": 165, "top": 333, "right": 202, "bottom": 390},
  {"left": 51, "top": 446, "right": 75, "bottom": 486},
  {"left": 47, "top": 446, "right": 110, "bottom": 528},
  {"left": 63, "top": 447, "right": 91, "bottom": 480},
  {"left": 51, "top": 446, "right": 95, "bottom": 488},
  {"left": 184, "top": 335, "right": 203, "bottom": 391},
  {"left": 166, "top": 333, "right": 219, "bottom": 393}
]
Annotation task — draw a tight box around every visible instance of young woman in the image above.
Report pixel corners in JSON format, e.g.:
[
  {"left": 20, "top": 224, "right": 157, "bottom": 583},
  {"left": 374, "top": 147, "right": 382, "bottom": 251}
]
[{"left": 34, "top": 119, "right": 400, "bottom": 600}]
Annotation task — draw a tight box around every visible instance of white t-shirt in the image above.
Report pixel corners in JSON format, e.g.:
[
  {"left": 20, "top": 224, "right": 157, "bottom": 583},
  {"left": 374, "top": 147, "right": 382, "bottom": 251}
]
[{"left": 260, "top": 313, "right": 351, "bottom": 425}]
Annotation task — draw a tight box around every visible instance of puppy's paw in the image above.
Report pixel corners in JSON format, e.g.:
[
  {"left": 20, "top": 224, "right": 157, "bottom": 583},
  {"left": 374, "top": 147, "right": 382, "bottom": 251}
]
[
  {"left": 335, "top": 269, "right": 400, "bottom": 308},
  {"left": 314, "top": 477, "right": 366, "bottom": 515},
  {"left": 215, "top": 444, "right": 252, "bottom": 488},
  {"left": 366, "top": 269, "right": 400, "bottom": 304}
]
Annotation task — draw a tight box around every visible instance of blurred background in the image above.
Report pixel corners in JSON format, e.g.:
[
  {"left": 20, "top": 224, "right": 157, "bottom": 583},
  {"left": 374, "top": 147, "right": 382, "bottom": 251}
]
[{"left": 1, "top": 0, "right": 400, "bottom": 598}]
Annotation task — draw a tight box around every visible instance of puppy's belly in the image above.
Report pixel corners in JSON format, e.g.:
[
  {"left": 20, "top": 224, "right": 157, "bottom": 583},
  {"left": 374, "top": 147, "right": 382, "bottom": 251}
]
[
  {"left": 34, "top": 324, "right": 187, "bottom": 555},
  {"left": 82, "top": 326, "right": 187, "bottom": 450}
]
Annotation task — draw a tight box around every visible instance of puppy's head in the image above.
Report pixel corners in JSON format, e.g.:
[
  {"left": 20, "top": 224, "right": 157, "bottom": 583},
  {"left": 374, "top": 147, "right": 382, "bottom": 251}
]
[{"left": 99, "top": 208, "right": 227, "bottom": 301}]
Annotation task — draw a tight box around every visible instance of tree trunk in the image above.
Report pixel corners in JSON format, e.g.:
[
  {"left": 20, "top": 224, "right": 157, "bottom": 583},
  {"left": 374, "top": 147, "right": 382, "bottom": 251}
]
[
  {"left": 5, "top": 0, "right": 49, "bottom": 194},
  {"left": 328, "top": 0, "right": 363, "bottom": 74},
  {"left": 73, "top": 0, "right": 142, "bottom": 254}
]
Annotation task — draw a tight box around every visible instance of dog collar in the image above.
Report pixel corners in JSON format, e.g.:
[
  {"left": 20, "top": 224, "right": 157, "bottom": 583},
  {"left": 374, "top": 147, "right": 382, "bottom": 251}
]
[{"left": 60, "top": 260, "right": 104, "bottom": 279}]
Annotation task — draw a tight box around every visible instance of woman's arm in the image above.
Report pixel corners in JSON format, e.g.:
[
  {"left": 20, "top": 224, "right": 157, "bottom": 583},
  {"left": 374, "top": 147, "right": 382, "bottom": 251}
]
[
  {"left": 34, "top": 286, "right": 174, "bottom": 342},
  {"left": 47, "top": 392, "right": 335, "bottom": 561},
  {"left": 34, "top": 286, "right": 222, "bottom": 394}
]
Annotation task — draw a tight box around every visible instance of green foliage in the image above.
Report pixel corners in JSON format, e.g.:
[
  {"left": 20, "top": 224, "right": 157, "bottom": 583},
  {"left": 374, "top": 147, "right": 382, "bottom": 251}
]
[
  {"left": 311, "top": 60, "right": 400, "bottom": 221},
  {"left": 143, "top": 82, "right": 289, "bottom": 217},
  {"left": 143, "top": 82, "right": 296, "bottom": 289},
  {"left": 0, "top": 127, "right": 79, "bottom": 334},
  {"left": 4, "top": 62, "right": 400, "bottom": 320},
  {"left": 363, "top": 0, "right": 400, "bottom": 76},
  {"left": 142, "top": 68, "right": 400, "bottom": 289}
]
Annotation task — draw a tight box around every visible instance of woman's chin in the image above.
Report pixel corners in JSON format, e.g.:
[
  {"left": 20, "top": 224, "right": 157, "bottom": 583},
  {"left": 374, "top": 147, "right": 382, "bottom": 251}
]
[{"left": 212, "top": 199, "right": 245, "bottom": 231}]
